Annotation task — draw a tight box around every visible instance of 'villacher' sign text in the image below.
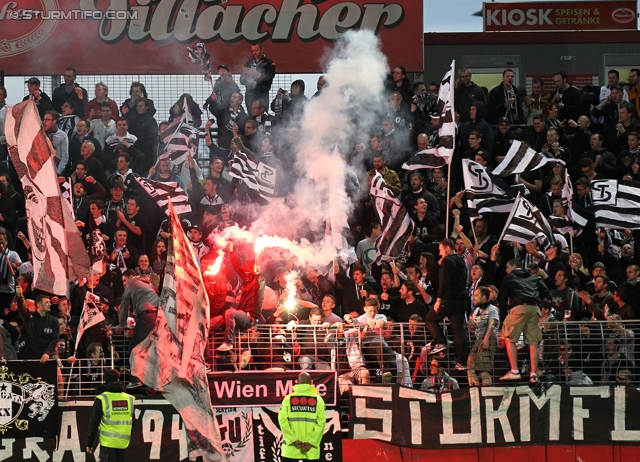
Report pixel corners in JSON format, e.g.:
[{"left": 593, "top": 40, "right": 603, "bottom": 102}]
[{"left": 0, "top": 0, "right": 423, "bottom": 74}]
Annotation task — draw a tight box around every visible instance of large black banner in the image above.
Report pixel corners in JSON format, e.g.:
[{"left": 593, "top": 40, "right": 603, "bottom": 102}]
[
  {"left": 0, "top": 400, "right": 342, "bottom": 461},
  {"left": 350, "top": 384, "right": 640, "bottom": 447},
  {"left": 0, "top": 361, "right": 58, "bottom": 439},
  {"left": 209, "top": 370, "right": 337, "bottom": 407}
]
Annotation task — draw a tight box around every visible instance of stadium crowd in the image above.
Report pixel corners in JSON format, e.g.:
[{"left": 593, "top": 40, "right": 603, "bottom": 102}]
[{"left": 1, "top": 47, "right": 640, "bottom": 393}]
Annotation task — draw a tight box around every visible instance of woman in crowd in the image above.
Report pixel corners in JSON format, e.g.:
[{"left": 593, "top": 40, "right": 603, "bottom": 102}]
[{"left": 136, "top": 254, "right": 160, "bottom": 291}]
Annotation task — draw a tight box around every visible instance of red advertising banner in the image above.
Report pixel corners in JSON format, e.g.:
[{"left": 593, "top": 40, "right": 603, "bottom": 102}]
[
  {"left": 484, "top": 1, "right": 637, "bottom": 32},
  {"left": 0, "top": 0, "right": 423, "bottom": 75}
]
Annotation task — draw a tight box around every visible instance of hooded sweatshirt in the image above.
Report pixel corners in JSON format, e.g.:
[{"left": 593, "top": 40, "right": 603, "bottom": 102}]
[
  {"left": 280, "top": 79, "right": 308, "bottom": 124},
  {"left": 455, "top": 80, "right": 487, "bottom": 122},
  {"left": 458, "top": 101, "right": 494, "bottom": 153}
]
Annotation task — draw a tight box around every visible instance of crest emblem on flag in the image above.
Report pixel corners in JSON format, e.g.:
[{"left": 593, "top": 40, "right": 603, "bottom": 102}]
[
  {"left": 466, "top": 162, "right": 490, "bottom": 191},
  {"left": 0, "top": 367, "right": 56, "bottom": 433},
  {"left": 591, "top": 180, "right": 616, "bottom": 204}
]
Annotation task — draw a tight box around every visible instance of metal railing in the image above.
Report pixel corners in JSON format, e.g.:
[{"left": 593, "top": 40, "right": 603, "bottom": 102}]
[
  {"left": 54, "top": 319, "right": 638, "bottom": 428},
  {"left": 56, "top": 320, "right": 639, "bottom": 394},
  {"left": 203, "top": 320, "right": 638, "bottom": 388}
]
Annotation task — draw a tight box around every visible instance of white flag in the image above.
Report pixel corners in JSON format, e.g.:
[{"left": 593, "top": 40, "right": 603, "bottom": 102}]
[
  {"left": 75, "top": 291, "right": 106, "bottom": 351},
  {"left": 130, "top": 202, "right": 223, "bottom": 461},
  {"left": 5, "top": 100, "right": 89, "bottom": 295}
]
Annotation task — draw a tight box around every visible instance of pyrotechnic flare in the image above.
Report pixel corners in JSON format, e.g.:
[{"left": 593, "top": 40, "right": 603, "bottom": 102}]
[
  {"left": 214, "top": 226, "right": 354, "bottom": 272},
  {"left": 283, "top": 271, "right": 299, "bottom": 311},
  {"left": 204, "top": 249, "right": 225, "bottom": 276}
]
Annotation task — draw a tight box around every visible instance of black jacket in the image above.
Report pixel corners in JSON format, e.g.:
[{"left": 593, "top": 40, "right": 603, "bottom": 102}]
[
  {"left": 386, "top": 75, "right": 413, "bottom": 110},
  {"left": 335, "top": 271, "right": 380, "bottom": 316},
  {"left": 22, "top": 93, "right": 53, "bottom": 120},
  {"left": 488, "top": 83, "right": 521, "bottom": 124},
  {"left": 455, "top": 82, "right": 487, "bottom": 123},
  {"left": 52, "top": 84, "right": 89, "bottom": 116},
  {"left": 554, "top": 85, "right": 583, "bottom": 122},
  {"left": 499, "top": 268, "right": 549, "bottom": 317},
  {"left": 17, "top": 298, "right": 59, "bottom": 360},
  {"left": 437, "top": 254, "right": 468, "bottom": 303},
  {"left": 241, "top": 55, "right": 276, "bottom": 98},
  {"left": 210, "top": 103, "right": 249, "bottom": 151},
  {"left": 458, "top": 101, "right": 494, "bottom": 153}
]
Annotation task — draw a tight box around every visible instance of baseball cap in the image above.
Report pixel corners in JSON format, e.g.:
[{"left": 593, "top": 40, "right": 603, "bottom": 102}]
[
  {"left": 189, "top": 224, "right": 201, "bottom": 232},
  {"left": 593, "top": 262, "right": 605, "bottom": 270},
  {"left": 217, "top": 64, "right": 230, "bottom": 71},
  {"left": 498, "top": 117, "right": 511, "bottom": 124},
  {"left": 25, "top": 77, "right": 40, "bottom": 85},
  {"left": 111, "top": 179, "right": 125, "bottom": 189}
]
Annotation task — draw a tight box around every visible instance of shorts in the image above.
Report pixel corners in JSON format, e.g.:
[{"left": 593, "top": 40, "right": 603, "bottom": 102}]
[
  {"left": 468, "top": 337, "right": 497, "bottom": 372},
  {"left": 502, "top": 304, "right": 542, "bottom": 345}
]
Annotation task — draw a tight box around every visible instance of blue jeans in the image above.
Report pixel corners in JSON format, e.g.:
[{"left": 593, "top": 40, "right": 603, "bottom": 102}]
[{"left": 221, "top": 308, "right": 255, "bottom": 345}]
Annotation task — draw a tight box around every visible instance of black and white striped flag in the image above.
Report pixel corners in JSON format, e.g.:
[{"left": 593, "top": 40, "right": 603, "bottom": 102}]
[
  {"left": 402, "top": 60, "right": 456, "bottom": 170},
  {"left": 591, "top": 179, "right": 640, "bottom": 229},
  {"left": 159, "top": 101, "right": 199, "bottom": 166},
  {"left": 402, "top": 148, "right": 448, "bottom": 170},
  {"left": 562, "top": 170, "right": 588, "bottom": 229},
  {"left": 186, "top": 43, "right": 213, "bottom": 82},
  {"left": 493, "top": 140, "right": 565, "bottom": 177},
  {"left": 370, "top": 172, "right": 414, "bottom": 262},
  {"left": 548, "top": 216, "right": 583, "bottom": 236},
  {"left": 75, "top": 291, "right": 106, "bottom": 352},
  {"left": 500, "top": 195, "right": 556, "bottom": 248},
  {"left": 228, "top": 151, "right": 276, "bottom": 201},
  {"left": 60, "top": 178, "right": 74, "bottom": 219},
  {"left": 135, "top": 177, "right": 192, "bottom": 216},
  {"left": 462, "top": 159, "right": 523, "bottom": 218}
]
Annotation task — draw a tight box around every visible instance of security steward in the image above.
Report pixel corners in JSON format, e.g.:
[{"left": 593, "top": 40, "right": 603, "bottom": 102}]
[
  {"left": 86, "top": 369, "right": 135, "bottom": 462},
  {"left": 278, "top": 372, "right": 326, "bottom": 461}
]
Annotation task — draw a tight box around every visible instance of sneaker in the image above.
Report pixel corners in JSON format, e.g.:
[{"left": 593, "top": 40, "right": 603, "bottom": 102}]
[
  {"left": 217, "top": 343, "right": 233, "bottom": 351},
  {"left": 454, "top": 363, "right": 468, "bottom": 371},
  {"left": 499, "top": 371, "right": 522, "bottom": 381},
  {"left": 430, "top": 344, "right": 446, "bottom": 354},
  {"left": 529, "top": 374, "right": 539, "bottom": 384},
  {"left": 126, "top": 381, "right": 142, "bottom": 389},
  {"left": 240, "top": 350, "right": 252, "bottom": 369}
]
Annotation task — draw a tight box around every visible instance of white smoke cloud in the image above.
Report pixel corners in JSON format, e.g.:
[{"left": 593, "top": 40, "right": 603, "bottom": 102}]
[{"left": 225, "top": 30, "right": 389, "bottom": 270}]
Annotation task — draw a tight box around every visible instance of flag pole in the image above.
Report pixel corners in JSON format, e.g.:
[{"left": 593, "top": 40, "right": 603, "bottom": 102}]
[
  {"left": 497, "top": 192, "right": 521, "bottom": 247},
  {"left": 470, "top": 216, "right": 478, "bottom": 244},
  {"left": 64, "top": 360, "right": 76, "bottom": 400},
  {"left": 445, "top": 59, "right": 455, "bottom": 236},
  {"left": 570, "top": 233, "right": 574, "bottom": 255},
  {"left": 445, "top": 163, "right": 452, "bottom": 235}
]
